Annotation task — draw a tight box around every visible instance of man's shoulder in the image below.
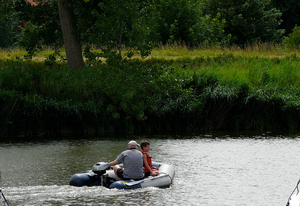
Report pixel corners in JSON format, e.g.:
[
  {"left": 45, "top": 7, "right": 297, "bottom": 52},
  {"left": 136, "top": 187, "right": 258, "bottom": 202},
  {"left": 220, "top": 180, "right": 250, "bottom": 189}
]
[{"left": 122, "top": 148, "right": 142, "bottom": 154}]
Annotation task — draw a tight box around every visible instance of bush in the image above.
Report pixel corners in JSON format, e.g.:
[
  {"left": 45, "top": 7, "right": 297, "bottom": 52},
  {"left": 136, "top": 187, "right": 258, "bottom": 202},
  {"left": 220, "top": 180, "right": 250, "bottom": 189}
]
[{"left": 283, "top": 25, "right": 300, "bottom": 50}]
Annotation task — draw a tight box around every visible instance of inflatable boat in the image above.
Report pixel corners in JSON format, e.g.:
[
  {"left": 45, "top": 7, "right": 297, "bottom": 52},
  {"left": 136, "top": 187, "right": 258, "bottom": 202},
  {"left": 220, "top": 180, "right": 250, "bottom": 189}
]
[{"left": 69, "top": 162, "right": 175, "bottom": 189}]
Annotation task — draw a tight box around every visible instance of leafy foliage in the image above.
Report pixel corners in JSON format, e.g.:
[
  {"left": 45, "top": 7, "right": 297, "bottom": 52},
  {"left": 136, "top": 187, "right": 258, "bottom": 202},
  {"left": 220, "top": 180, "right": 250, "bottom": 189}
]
[
  {"left": 153, "top": 0, "right": 229, "bottom": 46},
  {"left": 203, "top": 0, "right": 285, "bottom": 45},
  {"left": 0, "top": 0, "right": 20, "bottom": 48},
  {"left": 282, "top": 25, "right": 300, "bottom": 50},
  {"left": 269, "top": 0, "right": 300, "bottom": 35},
  {"left": 90, "top": 0, "right": 156, "bottom": 65},
  {"left": 188, "top": 13, "right": 231, "bottom": 46},
  {"left": 16, "top": 0, "right": 62, "bottom": 58},
  {"left": 16, "top": 0, "right": 157, "bottom": 66}
]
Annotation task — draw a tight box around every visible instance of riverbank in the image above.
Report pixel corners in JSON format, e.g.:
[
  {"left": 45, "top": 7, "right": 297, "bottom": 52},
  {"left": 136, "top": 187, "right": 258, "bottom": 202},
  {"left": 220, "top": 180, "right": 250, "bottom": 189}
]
[{"left": 1, "top": 47, "right": 300, "bottom": 136}]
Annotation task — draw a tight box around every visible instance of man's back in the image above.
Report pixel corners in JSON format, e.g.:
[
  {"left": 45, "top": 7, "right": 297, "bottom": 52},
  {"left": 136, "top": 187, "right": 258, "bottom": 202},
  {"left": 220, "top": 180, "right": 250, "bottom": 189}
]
[{"left": 116, "top": 148, "right": 144, "bottom": 179}]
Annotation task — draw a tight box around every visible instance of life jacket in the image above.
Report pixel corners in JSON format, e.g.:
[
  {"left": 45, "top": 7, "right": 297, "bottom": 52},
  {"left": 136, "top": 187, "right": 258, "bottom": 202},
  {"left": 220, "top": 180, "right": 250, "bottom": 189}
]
[{"left": 140, "top": 150, "right": 152, "bottom": 172}]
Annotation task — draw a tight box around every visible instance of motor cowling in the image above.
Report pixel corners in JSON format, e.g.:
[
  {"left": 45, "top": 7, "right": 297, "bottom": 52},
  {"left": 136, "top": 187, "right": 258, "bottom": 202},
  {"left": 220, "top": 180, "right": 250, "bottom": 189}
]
[{"left": 92, "top": 162, "right": 110, "bottom": 175}]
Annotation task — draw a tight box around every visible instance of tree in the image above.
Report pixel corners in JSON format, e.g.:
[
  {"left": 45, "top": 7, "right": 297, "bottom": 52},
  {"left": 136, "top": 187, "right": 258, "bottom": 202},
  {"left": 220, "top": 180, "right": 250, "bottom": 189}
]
[
  {"left": 0, "top": 0, "right": 20, "bottom": 48},
  {"left": 153, "top": 0, "right": 201, "bottom": 45},
  {"left": 17, "top": 0, "right": 84, "bottom": 69},
  {"left": 16, "top": 0, "right": 156, "bottom": 68},
  {"left": 17, "top": 0, "right": 63, "bottom": 58},
  {"left": 203, "top": 0, "right": 285, "bottom": 45},
  {"left": 57, "top": 0, "right": 84, "bottom": 69},
  {"left": 269, "top": 0, "right": 300, "bottom": 35},
  {"left": 89, "top": 0, "right": 156, "bottom": 65},
  {"left": 153, "top": 0, "right": 230, "bottom": 46}
]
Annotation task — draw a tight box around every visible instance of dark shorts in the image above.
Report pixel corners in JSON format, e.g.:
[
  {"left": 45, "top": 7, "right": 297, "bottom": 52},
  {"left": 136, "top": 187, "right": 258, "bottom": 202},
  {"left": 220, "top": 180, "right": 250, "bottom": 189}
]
[{"left": 116, "top": 168, "right": 144, "bottom": 181}]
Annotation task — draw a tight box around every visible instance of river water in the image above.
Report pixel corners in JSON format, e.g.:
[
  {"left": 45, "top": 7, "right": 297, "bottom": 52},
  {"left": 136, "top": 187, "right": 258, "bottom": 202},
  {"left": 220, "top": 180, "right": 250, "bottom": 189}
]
[{"left": 0, "top": 132, "right": 300, "bottom": 206}]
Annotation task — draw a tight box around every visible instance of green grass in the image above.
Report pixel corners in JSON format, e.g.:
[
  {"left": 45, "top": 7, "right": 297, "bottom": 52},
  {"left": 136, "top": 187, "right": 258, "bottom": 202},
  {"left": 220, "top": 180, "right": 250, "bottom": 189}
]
[
  {"left": 1, "top": 43, "right": 299, "bottom": 60},
  {"left": 0, "top": 47, "right": 66, "bottom": 61},
  {"left": 0, "top": 48, "right": 27, "bottom": 59},
  {"left": 150, "top": 42, "right": 296, "bottom": 59}
]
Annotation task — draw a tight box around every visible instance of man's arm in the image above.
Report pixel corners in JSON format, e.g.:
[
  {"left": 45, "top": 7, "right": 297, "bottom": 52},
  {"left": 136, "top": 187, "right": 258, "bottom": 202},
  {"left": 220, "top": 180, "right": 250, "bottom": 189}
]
[{"left": 109, "top": 160, "right": 118, "bottom": 166}]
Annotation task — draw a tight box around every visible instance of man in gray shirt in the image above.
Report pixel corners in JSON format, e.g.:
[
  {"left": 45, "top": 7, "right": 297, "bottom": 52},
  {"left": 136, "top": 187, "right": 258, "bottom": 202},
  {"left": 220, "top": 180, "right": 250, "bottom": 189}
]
[{"left": 109, "top": 140, "right": 144, "bottom": 180}]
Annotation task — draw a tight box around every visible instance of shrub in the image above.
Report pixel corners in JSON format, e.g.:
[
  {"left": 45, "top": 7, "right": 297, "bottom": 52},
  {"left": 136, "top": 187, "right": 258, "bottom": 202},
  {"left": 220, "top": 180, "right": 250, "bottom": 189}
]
[{"left": 282, "top": 25, "right": 300, "bottom": 50}]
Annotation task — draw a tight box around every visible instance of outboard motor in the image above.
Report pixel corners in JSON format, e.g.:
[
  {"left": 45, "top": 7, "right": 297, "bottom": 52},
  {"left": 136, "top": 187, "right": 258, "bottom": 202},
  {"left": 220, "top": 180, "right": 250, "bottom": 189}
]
[
  {"left": 92, "top": 162, "right": 110, "bottom": 175},
  {"left": 92, "top": 162, "right": 117, "bottom": 187},
  {"left": 69, "top": 162, "right": 113, "bottom": 187}
]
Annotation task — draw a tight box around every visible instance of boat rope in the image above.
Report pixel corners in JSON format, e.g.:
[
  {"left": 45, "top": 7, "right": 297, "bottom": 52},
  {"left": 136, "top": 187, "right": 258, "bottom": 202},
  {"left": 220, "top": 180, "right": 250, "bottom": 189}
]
[{"left": 286, "top": 179, "right": 300, "bottom": 206}]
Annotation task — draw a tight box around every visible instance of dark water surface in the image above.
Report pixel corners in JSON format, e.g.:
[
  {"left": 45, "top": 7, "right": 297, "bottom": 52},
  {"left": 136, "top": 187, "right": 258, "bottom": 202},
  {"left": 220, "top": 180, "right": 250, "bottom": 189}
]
[{"left": 0, "top": 132, "right": 300, "bottom": 205}]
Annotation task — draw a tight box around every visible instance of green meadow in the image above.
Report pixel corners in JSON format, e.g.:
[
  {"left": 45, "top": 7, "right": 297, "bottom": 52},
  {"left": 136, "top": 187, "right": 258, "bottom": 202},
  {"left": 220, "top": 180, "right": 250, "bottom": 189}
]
[{"left": 1, "top": 44, "right": 300, "bottom": 136}]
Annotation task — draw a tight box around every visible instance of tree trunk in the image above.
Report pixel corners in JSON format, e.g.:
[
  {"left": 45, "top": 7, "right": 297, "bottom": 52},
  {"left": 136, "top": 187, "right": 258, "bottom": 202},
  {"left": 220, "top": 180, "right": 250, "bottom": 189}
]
[{"left": 57, "top": 0, "right": 84, "bottom": 69}]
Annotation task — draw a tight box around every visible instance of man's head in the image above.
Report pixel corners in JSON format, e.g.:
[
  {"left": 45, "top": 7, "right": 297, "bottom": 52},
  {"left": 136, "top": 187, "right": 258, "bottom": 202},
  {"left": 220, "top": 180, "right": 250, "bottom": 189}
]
[{"left": 127, "top": 140, "right": 139, "bottom": 149}]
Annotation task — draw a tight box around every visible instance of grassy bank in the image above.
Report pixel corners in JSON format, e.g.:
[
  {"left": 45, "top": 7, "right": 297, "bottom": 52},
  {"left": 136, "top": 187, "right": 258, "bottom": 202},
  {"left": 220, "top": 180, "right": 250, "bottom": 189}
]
[
  {"left": 1, "top": 46, "right": 300, "bottom": 136},
  {"left": 1, "top": 42, "right": 298, "bottom": 60}
]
